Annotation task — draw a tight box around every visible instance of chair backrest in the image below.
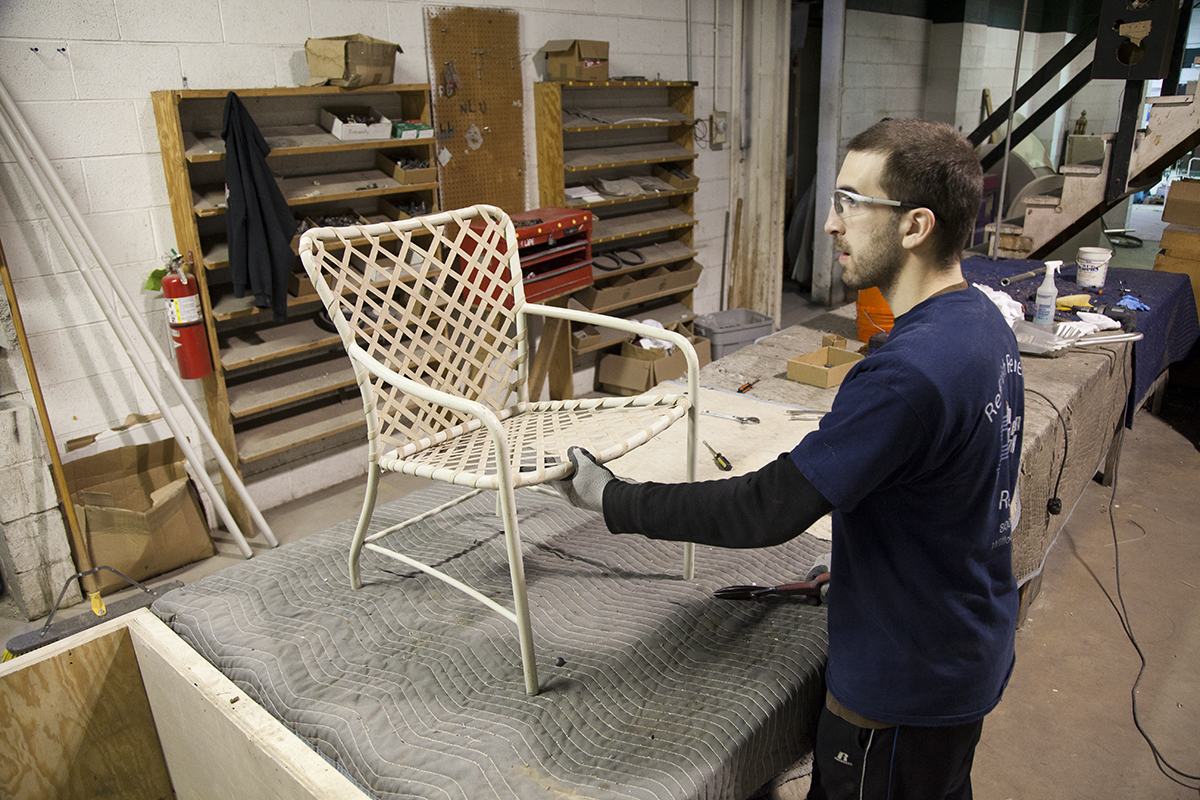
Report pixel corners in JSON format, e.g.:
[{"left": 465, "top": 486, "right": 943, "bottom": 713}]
[{"left": 299, "top": 205, "right": 529, "bottom": 452}]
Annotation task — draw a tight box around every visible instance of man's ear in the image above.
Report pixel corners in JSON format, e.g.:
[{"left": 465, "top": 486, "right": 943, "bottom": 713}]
[{"left": 899, "top": 208, "right": 936, "bottom": 251}]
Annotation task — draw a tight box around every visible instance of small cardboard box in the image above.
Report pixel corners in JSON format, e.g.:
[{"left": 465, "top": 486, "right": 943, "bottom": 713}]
[
  {"left": 787, "top": 346, "right": 864, "bottom": 389},
  {"left": 822, "top": 334, "right": 848, "bottom": 350},
  {"left": 375, "top": 151, "right": 437, "bottom": 185},
  {"left": 392, "top": 120, "right": 434, "bottom": 140},
  {"left": 652, "top": 164, "right": 700, "bottom": 190},
  {"left": 1162, "top": 179, "right": 1200, "bottom": 226},
  {"left": 62, "top": 439, "right": 214, "bottom": 595},
  {"left": 598, "top": 336, "right": 712, "bottom": 395},
  {"left": 320, "top": 106, "right": 392, "bottom": 141},
  {"left": 305, "top": 34, "right": 400, "bottom": 89},
  {"left": 289, "top": 269, "right": 316, "bottom": 297},
  {"left": 541, "top": 39, "right": 609, "bottom": 82}
]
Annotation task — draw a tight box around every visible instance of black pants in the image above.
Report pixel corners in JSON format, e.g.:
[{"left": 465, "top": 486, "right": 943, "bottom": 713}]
[{"left": 806, "top": 706, "right": 984, "bottom": 800}]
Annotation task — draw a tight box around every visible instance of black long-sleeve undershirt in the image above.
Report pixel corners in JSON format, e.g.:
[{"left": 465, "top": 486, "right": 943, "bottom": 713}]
[{"left": 601, "top": 452, "right": 835, "bottom": 549}]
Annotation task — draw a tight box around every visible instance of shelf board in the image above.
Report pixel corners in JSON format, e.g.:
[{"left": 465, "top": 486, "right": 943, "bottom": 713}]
[
  {"left": 192, "top": 171, "right": 437, "bottom": 216},
  {"left": 219, "top": 316, "right": 343, "bottom": 371},
  {"left": 568, "top": 185, "right": 693, "bottom": 210},
  {"left": 556, "top": 80, "right": 696, "bottom": 88},
  {"left": 174, "top": 83, "right": 432, "bottom": 100},
  {"left": 183, "top": 126, "right": 435, "bottom": 163},
  {"left": 227, "top": 358, "right": 357, "bottom": 418},
  {"left": 592, "top": 240, "right": 696, "bottom": 279},
  {"left": 591, "top": 208, "right": 696, "bottom": 244},
  {"left": 235, "top": 398, "right": 365, "bottom": 464},
  {"left": 562, "top": 106, "right": 694, "bottom": 131},
  {"left": 562, "top": 142, "right": 696, "bottom": 172},
  {"left": 588, "top": 282, "right": 697, "bottom": 315}
]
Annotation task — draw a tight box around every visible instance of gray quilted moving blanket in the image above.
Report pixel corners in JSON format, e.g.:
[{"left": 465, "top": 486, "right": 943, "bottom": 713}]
[{"left": 154, "top": 484, "right": 828, "bottom": 800}]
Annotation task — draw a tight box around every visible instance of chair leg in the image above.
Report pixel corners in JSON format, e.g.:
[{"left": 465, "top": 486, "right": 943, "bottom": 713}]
[
  {"left": 683, "top": 404, "right": 697, "bottom": 580},
  {"left": 349, "top": 462, "right": 381, "bottom": 591},
  {"left": 496, "top": 482, "right": 539, "bottom": 695}
]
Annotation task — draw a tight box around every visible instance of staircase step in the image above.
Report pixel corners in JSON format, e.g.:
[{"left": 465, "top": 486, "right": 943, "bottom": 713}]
[
  {"left": 1023, "top": 195, "right": 1061, "bottom": 207},
  {"left": 1061, "top": 164, "right": 1102, "bottom": 176}
]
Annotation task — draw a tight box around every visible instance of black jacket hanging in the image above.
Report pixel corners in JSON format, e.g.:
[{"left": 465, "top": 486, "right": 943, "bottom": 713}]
[{"left": 222, "top": 92, "right": 297, "bottom": 323}]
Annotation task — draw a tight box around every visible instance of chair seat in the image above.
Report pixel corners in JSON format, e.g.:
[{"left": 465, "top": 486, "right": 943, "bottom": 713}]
[{"left": 378, "top": 394, "right": 690, "bottom": 489}]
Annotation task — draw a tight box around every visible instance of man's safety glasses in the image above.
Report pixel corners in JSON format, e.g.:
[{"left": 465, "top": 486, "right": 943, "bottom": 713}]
[{"left": 830, "top": 189, "right": 920, "bottom": 218}]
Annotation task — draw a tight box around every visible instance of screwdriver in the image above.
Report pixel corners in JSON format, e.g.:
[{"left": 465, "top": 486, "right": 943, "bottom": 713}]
[{"left": 703, "top": 440, "right": 732, "bottom": 471}]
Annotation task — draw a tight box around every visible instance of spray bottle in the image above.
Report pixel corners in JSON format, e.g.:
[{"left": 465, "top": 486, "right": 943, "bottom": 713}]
[{"left": 1033, "top": 260, "right": 1061, "bottom": 327}]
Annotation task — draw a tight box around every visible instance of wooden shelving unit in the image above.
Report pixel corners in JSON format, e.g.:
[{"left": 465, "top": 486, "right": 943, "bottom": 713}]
[
  {"left": 152, "top": 83, "right": 437, "bottom": 531},
  {"left": 534, "top": 79, "right": 702, "bottom": 399}
]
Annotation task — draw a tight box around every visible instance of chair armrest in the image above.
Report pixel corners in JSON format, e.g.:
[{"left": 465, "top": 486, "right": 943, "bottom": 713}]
[
  {"left": 523, "top": 302, "right": 701, "bottom": 415},
  {"left": 345, "top": 342, "right": 495, "bottom": 424},
  {"left": 524, "top": 302, "right": 693, "bottom": 352}
]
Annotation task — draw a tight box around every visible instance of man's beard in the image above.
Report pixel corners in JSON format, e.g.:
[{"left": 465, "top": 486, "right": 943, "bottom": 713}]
[{"left": 836, "top": 223, "right": 903, "bottom": 295}]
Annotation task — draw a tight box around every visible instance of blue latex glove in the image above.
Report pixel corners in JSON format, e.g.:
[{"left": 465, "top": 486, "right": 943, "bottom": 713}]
[{"left": 1115, "top": 295, "right": 1149, "bottom": 312}]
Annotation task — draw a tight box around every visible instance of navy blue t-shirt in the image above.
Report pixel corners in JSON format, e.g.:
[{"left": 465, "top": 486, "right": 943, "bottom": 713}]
[{"left": 791, "top": 286, "right": 1024, "bottom": 726}]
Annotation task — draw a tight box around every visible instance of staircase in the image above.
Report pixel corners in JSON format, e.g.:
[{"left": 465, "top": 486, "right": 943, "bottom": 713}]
[{"left": 1002, "top": 94, "right": 1200, "bottom": 259}]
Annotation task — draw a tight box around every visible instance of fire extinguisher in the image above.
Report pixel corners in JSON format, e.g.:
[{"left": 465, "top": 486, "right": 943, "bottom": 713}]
[{"left": 162, "top": 253, "right": 213, "bottom": 379}]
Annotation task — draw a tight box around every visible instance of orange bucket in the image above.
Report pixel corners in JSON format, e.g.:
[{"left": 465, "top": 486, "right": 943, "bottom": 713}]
[{"left": 855, "top": 286, "right": 894, "bottom": 342}]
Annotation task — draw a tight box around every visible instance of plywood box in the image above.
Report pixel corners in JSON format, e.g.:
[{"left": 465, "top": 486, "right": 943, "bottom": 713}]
[{"left": 0, "top": 609, "right": 370, "bottom": 800}]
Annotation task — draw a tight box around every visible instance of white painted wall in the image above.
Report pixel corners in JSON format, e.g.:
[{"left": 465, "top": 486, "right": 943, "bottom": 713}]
[{"left": 0, "top": 0, "right": 736, "bottom": 511}]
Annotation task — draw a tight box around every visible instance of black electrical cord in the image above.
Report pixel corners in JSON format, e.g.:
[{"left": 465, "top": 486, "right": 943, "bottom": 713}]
[
  {"left": 1025, "top": 388, "right": 1066, "bottom": 515},
  {"left": 1103, "top": 343, "right": 1200, "bottom": 794}
]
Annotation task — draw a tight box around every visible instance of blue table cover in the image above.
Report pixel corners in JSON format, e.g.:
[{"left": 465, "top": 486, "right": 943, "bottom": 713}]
[{"left": 962, "top": 255, "right": 1200, "bottom": 425}]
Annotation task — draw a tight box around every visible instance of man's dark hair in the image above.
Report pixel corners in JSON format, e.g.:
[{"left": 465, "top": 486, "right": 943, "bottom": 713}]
[{"left": 847, "top": 119, "right": 983, "bottom": 266}]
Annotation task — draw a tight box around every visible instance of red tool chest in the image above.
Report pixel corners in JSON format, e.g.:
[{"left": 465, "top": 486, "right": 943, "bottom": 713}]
[{"left": 466, "top": 207, "right": 594, "bottom": 305}]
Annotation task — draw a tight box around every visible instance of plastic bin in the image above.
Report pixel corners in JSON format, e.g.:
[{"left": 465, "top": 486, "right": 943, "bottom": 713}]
[{"left": 695, "top": 308, "right": 775, "bottom": 360}]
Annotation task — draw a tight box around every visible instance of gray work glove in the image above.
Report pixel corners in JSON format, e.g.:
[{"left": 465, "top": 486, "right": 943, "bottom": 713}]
[
  {"left": 806, "top": 552, "right": 832, "bottom": 582},
  {"left": 552, "top": 446, "right": 620, "bottom": 513}
]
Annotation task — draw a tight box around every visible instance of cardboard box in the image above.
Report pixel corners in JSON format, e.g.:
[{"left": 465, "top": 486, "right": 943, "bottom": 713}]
[
  {"left": 1153, "top": 252, "right": 1200, "bottom": 315},
  {"left": 320, "top": 106, "right": 392, "bottom": 141},
  {"left": 541, "top": 39, "right": 609, "bottom": 82},
  {"left": 653, "top": 164, "right": 700, "bottom": 190},
  {"left": 598, "top": 335, "right": 711, "bottom": 395},
  {"left": 1159, "top": 224, "right": 1200, "bottom": 261},
  {"left": 375, "top": 151, "right": 437, "bottom": 185},
  {"left": 305, "top": 34, "right": 400, "bottom": 89},
  {"left": 786, "top": 346, "right": 864, "bottom": 389},
  {"left": 392, "top": 120, "right": 434, "bottom": 140},
  {"left": 822, "top": 334, "right": 849, "bottom": 350},
  {"left": 1162, "top": 179, "right": 1200, "bottom": 226},
  {"left": 62, "top": 439, "right": 214, "bottom": 595}
]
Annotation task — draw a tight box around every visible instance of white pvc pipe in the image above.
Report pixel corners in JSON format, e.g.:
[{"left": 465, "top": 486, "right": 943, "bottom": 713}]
[{"left": 0, "top": 80, "right": 277, "bottom": 555}]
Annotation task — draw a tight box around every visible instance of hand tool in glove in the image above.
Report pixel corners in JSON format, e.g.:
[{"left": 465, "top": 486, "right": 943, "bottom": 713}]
[{"left": 714, "top": 571, "right": 831, "bottom": 605}]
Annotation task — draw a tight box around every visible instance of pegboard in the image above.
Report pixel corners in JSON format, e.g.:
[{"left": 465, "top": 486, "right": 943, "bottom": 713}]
[{"left": 425, "top": 6, "right": 526, "bottom": 212}]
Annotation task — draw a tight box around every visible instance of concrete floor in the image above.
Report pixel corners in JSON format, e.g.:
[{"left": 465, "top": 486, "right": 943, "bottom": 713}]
[{"left": 4, "top": 202, "right": 1198, "bottom": 798}]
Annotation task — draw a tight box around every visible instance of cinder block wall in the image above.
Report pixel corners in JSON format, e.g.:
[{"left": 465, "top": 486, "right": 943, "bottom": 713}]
[
  {"left": 0, "top": 1, "right": 736, "bottom": 514},
  {"left": 839, "top": 8, "right": 1123, "bottom": 169}
]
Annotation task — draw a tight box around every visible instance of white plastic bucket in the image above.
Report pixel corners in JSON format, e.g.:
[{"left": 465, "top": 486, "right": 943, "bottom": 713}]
[{"left": 1075, "top": 247, "right": 1113, "bottom": 288}]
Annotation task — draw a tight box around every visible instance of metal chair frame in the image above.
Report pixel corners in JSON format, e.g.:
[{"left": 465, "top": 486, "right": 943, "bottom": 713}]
[{"left": 299, "top": 205, "right": 697, "bottom": 695}]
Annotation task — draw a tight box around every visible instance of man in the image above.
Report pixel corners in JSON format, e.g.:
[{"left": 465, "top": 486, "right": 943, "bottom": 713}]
[{"left": 554, "top": 118, "right": 1023, "bottom": 800}]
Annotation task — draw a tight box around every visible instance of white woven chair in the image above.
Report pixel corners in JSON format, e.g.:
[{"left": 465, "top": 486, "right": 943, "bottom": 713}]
[{"left": 298, "top": 205, "right": 698, "bottom": 695}]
